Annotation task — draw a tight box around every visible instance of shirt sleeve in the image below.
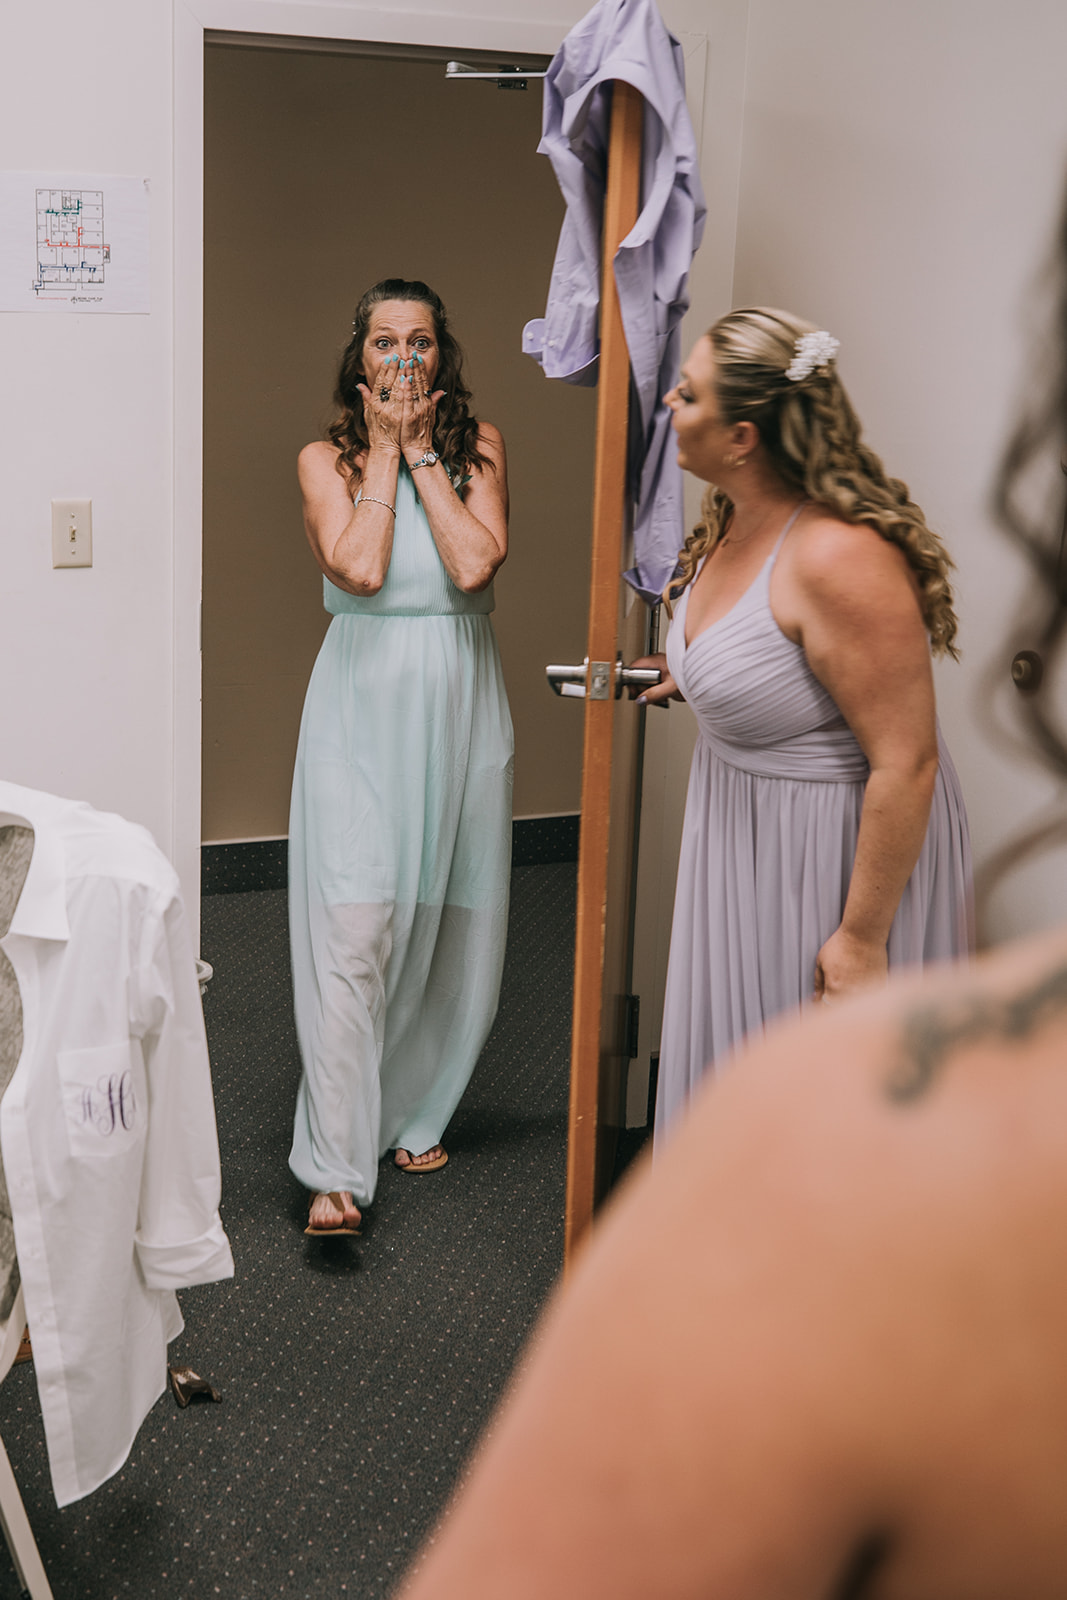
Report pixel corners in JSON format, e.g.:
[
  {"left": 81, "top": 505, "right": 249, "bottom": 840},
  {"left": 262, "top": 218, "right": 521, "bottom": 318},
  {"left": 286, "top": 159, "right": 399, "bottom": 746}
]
[{"left": 131, "top": 888, "right": 235, "bottom": 1290}]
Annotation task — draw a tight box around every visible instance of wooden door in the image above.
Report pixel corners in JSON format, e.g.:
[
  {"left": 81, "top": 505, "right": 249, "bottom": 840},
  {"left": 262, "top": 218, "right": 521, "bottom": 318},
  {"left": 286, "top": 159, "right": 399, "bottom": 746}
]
[{"left": 564, "top": 80, "right": 647, "bottom": 1268}]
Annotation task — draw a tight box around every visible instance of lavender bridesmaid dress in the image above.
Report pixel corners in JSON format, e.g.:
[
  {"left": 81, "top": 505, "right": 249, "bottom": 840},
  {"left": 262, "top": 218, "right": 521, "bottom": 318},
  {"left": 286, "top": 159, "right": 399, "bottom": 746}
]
[{"left": 654, "top": 508, "right": 973, "bottom": 1139}]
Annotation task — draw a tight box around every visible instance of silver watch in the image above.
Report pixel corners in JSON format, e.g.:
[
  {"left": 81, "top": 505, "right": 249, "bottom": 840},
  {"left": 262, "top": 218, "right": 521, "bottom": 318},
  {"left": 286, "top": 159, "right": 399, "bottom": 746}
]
[{"left": 409, "top": 450, "right": 439, "bottom": 471}]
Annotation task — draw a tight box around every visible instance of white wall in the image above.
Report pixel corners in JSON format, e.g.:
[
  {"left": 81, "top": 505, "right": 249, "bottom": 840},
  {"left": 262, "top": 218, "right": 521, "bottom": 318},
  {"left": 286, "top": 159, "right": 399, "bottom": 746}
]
[
  {"left": 732, "top": 0, "right": 1067, "bottom": 940},
  {"left": 1, "top": 2, "right": 176, "bottom": 844}
]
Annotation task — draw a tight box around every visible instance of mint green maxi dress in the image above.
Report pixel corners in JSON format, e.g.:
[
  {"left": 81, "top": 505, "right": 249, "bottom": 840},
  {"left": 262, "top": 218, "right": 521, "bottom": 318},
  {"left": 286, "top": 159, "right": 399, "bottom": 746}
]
[{"left": 288, "top": 464, "right": 513, "bottom": 1208}]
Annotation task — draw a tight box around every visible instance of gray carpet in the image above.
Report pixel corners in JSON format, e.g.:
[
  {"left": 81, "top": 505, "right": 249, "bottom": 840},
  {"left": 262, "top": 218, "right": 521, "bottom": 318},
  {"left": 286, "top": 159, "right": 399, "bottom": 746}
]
[{"left": 0, "top": 862, "right": 575, "bottom": 1599}]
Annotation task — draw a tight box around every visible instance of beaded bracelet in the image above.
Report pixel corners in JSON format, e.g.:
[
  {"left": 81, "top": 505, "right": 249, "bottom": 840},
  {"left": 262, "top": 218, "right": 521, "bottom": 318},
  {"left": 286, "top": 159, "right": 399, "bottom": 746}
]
[{"left": 358, "top": 496, "right": 396, "bottom": 516}]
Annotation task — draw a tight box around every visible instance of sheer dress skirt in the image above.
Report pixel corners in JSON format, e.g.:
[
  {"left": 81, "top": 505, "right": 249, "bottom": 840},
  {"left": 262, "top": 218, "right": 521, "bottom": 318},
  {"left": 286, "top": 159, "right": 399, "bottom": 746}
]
[
  {"left": 654, "top": 731, "right": 972, "bottom": 1138},
  {"left": 288, "top": 609, "right": 513, "bottom": 1206}
]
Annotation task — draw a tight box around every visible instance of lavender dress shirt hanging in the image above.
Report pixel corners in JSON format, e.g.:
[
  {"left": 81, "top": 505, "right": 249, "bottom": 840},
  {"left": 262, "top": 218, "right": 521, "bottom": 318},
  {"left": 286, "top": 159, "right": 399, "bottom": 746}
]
[{"left": 522, "top": 0, "right": 706, "bottom": 602}]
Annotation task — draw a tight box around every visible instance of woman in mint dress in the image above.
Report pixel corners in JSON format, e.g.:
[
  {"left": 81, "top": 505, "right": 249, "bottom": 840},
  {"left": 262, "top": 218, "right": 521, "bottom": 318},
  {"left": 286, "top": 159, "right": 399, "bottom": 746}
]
[{"left": 289, "top": 280, "right": 513, "bottom": 1235}]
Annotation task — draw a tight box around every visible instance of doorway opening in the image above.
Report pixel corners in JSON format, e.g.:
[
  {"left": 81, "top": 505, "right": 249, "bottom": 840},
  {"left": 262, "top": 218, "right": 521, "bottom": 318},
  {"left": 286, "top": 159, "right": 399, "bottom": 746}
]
[{"left": 201, "top": 32, "right": 594, "bottom": 866}]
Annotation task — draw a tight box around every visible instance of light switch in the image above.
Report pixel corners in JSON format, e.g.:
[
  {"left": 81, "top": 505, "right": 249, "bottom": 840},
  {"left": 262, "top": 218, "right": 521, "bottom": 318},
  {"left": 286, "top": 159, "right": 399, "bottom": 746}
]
[{"left": 52, "top": 499, "right": 92, "bottom": 568}]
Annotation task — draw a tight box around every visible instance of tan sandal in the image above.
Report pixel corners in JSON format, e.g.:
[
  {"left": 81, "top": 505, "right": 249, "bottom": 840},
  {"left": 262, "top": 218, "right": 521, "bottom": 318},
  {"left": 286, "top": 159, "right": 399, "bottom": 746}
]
[
  {"left": 304, "top": 1191, "right": 362, "bottom": 1236},
  {"left": 395, "top": 1147, "right": 449, "bottom": 1174}
]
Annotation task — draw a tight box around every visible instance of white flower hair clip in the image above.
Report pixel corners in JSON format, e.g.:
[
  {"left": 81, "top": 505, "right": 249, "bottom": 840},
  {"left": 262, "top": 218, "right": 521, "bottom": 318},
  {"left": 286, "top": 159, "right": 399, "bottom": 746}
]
[{"left": 785, "top": 330, "right": 840, "bottom": 383}]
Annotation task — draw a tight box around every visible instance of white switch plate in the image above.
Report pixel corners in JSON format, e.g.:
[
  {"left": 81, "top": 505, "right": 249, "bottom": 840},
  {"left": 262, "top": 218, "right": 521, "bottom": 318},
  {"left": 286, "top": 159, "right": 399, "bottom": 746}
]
[{"left": 52, "top": 499, "right": 92, "bottom": 568}]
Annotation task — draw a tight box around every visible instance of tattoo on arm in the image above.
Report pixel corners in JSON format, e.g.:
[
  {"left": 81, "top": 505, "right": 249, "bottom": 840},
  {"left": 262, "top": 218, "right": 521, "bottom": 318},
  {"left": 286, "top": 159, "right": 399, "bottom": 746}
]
[{"left": 887, "top": 962, "right": 1067, "bottom": 1103}]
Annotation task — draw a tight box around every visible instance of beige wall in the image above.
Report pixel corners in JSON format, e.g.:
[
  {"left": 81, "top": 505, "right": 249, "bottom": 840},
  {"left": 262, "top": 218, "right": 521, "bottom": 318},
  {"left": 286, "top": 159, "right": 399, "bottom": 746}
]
[{"left": 202, "top": 40, "right": 596, "bottom": 841}]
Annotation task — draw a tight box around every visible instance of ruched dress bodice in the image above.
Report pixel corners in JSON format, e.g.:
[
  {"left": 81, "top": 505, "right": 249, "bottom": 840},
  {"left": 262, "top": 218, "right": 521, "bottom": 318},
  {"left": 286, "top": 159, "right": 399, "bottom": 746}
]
[
  {"left": 669, "top": 559, "right": 870, "bottom": 783},
  {"left": 655, "top": 515, "right": 973, "bottom": 1141}
]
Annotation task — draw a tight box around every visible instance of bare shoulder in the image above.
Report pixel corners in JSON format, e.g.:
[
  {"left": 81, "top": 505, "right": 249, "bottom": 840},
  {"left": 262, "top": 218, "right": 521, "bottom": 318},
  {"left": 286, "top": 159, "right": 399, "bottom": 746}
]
[
  {"left": 297, "top": 439, "right": 342, "bottom": 483},
  {"left": 776, "top": 514, "right": 920, "bottom": 648},
  {"left": 788, "top": 511, "right": 908, "bottom": 594},
  {"left": 473, "top": 421, "right": 506, "bottom": 474},
  {"left": 297, "top": 441, "right": 353, "bottom": 511}
]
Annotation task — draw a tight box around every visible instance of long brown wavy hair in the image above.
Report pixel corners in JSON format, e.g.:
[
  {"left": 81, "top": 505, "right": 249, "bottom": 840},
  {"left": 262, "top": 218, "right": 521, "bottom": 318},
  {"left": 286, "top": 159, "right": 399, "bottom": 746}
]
[
  {"left": 666, "top": 307, "right": 960, "bottom": 659},
  {"left": 327, "top": 279, "right": 491, "bottom": 492}
]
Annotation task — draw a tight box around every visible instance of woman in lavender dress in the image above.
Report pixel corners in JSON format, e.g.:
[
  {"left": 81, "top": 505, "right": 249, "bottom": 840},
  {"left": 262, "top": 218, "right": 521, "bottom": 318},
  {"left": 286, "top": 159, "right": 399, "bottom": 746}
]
[{"left": 638, "top": 309, "right": 972, "bottom": 1139}]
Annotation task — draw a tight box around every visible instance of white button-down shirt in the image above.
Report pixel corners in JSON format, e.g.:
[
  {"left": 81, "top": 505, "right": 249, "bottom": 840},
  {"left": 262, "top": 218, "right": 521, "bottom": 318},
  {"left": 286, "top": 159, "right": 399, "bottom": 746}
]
[{"left": 0, "top": 781, "right": 234, "bottom": 1507}]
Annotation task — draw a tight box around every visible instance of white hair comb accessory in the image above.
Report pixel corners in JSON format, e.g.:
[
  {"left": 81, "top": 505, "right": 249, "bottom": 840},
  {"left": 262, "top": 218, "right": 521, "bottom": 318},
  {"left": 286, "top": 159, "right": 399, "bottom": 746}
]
[{"left": 785, "top": 330, "right": 840, "bottom": 382}]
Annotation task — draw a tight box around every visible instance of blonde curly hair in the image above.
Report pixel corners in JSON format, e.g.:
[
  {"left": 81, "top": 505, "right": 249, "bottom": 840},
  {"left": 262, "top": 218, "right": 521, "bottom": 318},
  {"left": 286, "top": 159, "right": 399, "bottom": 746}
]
[{"left": 666, "top": 307, "right": 960, "bottom": 659}]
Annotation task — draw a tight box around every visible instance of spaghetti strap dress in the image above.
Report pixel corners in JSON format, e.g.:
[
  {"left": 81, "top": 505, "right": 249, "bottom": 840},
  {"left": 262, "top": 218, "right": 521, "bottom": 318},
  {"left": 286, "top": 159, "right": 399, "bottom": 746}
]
[
  {"left": 654, "top": 507, "right": 973, "bottom": 1139},
  {"left": 288, "top": 463, "right": 513, "bottom": 1207}
]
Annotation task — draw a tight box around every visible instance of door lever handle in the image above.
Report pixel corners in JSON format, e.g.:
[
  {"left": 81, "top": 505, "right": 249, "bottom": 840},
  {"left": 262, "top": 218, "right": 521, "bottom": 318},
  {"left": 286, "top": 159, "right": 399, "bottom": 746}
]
[
  {"left": 616, "top": 664, "right": 662, "bottom": 698},
  {"left": 547, "top": 660, "right": 592, "bottom": 699},
  {"left": 546, "top": 656, "right": 662, "bottom": 701}
]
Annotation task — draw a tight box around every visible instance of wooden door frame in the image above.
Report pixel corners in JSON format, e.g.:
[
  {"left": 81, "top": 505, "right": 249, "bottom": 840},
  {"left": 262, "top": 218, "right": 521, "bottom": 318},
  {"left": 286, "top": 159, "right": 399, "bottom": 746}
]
[{"left": 564, "top": 81, "right": 644, "bottom": 1265}]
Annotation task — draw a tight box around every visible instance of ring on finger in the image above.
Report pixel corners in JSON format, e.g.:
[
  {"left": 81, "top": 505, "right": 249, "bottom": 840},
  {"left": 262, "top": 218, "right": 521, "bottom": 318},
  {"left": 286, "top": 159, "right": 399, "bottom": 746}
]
[{"left": 379, "top": 386, "right": 391, "bottom": 401}]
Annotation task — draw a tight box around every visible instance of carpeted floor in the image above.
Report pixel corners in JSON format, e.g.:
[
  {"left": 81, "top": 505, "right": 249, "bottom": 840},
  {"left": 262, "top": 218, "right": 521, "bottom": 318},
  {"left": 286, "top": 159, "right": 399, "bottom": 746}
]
[{"left": 0, "top": 862, "right": 576, "bottom": 1599}]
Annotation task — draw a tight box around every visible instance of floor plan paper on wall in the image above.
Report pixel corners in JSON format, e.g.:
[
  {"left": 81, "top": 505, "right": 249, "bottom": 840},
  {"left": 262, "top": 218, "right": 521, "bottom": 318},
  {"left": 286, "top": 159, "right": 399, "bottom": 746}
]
[{"left": 0, "top": 172, "right": 149, "bottom": 313}]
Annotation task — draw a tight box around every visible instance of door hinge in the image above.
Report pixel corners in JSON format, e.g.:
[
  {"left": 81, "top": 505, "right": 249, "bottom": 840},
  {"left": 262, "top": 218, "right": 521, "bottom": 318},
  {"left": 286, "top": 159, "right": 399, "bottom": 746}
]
[{"left": 623, "top": 993, "right": 640, "bottom": 1059}]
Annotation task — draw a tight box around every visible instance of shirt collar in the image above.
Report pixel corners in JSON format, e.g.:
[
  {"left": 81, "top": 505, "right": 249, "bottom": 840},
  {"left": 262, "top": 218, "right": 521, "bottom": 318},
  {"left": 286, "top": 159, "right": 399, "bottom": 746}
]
[{"left": 0, "top": 791, "right": 70, "bottom": 943}]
